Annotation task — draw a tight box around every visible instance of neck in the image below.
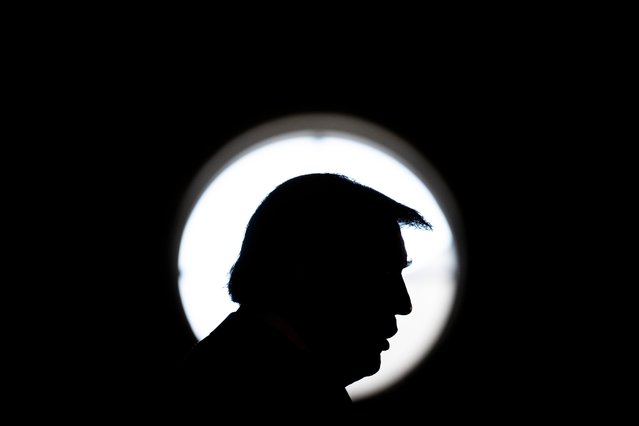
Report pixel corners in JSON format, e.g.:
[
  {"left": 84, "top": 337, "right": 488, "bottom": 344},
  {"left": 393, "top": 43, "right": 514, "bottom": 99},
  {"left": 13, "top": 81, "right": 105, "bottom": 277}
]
[{"left": 239, "top": 305, "right": 309, "bottom": 351}]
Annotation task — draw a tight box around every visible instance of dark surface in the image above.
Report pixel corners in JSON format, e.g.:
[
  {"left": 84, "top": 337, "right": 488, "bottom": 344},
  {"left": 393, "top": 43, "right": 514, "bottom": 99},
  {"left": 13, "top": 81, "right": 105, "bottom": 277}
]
[{"left": 15, "top": 49, "right": 603, "bottom": 421}]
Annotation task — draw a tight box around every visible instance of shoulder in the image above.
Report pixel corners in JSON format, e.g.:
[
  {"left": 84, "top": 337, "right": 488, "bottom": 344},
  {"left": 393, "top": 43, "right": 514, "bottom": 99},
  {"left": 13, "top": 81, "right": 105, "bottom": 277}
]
[{"left": 176, "top": 309, "right": 352, "bottom": 414}]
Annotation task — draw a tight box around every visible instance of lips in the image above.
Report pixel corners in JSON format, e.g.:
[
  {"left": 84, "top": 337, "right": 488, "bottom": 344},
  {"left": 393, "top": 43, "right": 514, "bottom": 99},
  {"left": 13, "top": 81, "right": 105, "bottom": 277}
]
[
  {"left": 381, "top": 339, "right": 390, "bottom": 351},
  {"left": 362, "top": 335, "right": 390, "bottom": 352},
  {"left": 358, "top": 320, "right": 396, "bottom": 352},
  {"left": 380, "top": 324, "right": 397, "bottom": 351}
]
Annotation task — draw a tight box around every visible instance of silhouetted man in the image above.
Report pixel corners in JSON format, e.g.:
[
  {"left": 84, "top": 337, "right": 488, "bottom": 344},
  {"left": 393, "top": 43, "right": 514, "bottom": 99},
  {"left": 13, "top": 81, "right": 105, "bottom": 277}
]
[{"left": 179, "top": 173, "right": 432, "bottom": 419}]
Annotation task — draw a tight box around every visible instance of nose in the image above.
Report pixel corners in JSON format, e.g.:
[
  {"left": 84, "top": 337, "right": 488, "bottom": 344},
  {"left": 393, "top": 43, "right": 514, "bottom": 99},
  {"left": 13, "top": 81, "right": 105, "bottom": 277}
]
[{"left": 395, "top": 276, "right": 412, "bottom": 316}]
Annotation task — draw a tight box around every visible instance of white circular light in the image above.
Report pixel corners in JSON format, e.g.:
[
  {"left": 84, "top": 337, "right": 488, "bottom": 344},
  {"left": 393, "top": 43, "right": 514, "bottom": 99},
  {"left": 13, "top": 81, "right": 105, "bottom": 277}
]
[{"left": 175, "top": 114, "right": 464, "bottom": 402}]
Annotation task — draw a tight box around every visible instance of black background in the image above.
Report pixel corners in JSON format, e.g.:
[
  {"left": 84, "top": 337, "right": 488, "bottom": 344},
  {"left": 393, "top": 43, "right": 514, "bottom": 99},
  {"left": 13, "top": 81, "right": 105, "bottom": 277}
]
[{"left": 13, "top": 33, "right": 618, "bottom": 420}]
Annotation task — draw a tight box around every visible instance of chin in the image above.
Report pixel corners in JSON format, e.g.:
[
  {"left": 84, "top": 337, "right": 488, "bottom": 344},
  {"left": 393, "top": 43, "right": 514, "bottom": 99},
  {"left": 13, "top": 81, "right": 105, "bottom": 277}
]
[
  {"left": 339, "top": 355, "right": 382, "bottom": 386},
  {"left": 338, "top": 347, "right": 383, "bottom": 384},
  {"left": 354, "top": 354, "right": 382, "bottom": 380}
]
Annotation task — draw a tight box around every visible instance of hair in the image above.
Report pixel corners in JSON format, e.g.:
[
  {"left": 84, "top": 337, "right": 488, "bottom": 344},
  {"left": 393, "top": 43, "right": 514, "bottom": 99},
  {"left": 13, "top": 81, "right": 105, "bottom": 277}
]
[{"left": 226, "top": 173, "right": 432, "bottom": 307}]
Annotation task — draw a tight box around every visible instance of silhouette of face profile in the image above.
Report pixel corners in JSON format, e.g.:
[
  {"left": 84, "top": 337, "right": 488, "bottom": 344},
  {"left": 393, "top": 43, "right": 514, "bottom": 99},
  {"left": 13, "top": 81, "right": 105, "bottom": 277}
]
[
  {"left": 296, "top": 220, "right": 412, "bottom": 386},
  {"left": 226, "top": 173, "right": 427, "bottom": 388}
]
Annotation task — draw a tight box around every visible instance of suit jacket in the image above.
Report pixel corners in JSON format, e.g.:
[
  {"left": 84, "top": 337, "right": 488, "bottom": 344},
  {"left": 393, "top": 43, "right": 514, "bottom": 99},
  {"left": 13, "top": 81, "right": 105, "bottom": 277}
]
[{"left": 178, "top": 305, "right": 354, "bottom": 420}]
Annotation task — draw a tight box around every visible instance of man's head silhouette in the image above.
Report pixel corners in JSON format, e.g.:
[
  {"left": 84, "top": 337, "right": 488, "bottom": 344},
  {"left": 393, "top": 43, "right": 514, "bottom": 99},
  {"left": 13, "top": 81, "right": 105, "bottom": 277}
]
[
  {"left": 179, "top": 172, "right": 432, "bottom": 415},
  {"left": 227, "top": 173, "right": 432, "bottom": 385}
]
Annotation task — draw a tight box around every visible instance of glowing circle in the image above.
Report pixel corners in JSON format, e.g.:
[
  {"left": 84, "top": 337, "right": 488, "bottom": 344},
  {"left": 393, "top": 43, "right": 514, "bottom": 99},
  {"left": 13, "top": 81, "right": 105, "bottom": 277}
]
[{"left": 175, "top": 114, "right": 464, "bottom": 402}]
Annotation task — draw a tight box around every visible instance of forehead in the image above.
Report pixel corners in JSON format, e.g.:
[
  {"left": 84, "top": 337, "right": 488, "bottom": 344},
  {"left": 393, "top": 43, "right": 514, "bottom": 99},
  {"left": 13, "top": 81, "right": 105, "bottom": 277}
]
[{"left": 348, "top": 223, "right": 407, "bottom": 265}]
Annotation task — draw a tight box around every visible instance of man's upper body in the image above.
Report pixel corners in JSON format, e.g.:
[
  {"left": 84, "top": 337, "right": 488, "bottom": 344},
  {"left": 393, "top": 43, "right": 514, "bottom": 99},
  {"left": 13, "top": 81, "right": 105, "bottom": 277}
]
[
  {"left": 179, "top": 305, "right": 354, "bottom": 418},
  {"left": 176, "top": 173, "right": 431, "bottom": 420}
]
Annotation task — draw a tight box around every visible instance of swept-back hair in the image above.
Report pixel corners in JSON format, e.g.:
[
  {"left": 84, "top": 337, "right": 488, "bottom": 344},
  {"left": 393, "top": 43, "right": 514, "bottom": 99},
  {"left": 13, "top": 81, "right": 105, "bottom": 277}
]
[{"left": 227, "top": 173, "right": 432, "bottom": 307}]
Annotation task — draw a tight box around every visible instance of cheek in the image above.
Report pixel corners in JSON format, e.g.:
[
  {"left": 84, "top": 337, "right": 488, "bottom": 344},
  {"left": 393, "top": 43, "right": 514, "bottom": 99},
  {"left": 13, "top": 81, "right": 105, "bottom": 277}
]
[
  {"left": 326, "top": 272, "right": 402, "bottom": 320},
  {"left": 359, "top": 275, "right": 404, "bottom": 306}
]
